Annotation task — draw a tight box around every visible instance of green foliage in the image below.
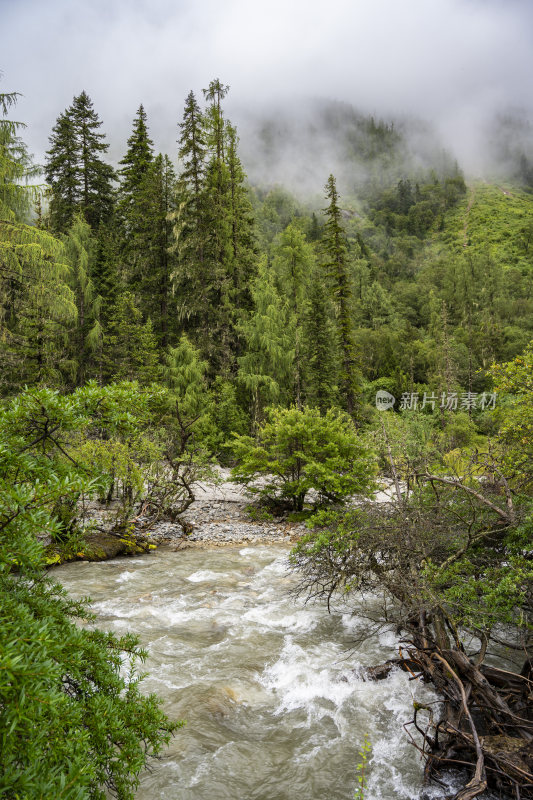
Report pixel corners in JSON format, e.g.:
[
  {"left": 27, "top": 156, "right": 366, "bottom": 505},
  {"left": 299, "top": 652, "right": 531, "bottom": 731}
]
[
  {"left": 104, "top": 292, "right": 159, "bottom": 384},
  {"left": 231, "top": 405, "right": 375, "bottom": 511},
  {"left": 322, "top": 174, "right": 360, "bottom": 416},
  {"left": 354, "top": 734, "right": 372, "bottom": 800},
  {"left": 46, "top": 91, "right": 115, "bottom": 232},
  {"left": 238, "top": 256, "right": 294, "bottom": 420},
  {"left": 1, "top": 88, "right": 78, "bottom": 392},
  {"left": 490, "top": 341, "right": 533, "bottom": 485},
  {"left": 291, "top": 344, "right": 533, "bottom": 644},
  {"left": 0, "top": 384, "right": 180, "bottom": 798},
  {"left": 118, "top": 104, "right": 154, "bottom": 205}
]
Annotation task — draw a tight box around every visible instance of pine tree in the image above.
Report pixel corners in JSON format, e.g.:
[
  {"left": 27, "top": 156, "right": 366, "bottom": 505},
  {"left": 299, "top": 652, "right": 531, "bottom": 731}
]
[
  {"left": 45, "top": 92, "right": 115, "bottom": 233},
  {"left": 322, "top": 174, "right": 359, "bottom": 416}
]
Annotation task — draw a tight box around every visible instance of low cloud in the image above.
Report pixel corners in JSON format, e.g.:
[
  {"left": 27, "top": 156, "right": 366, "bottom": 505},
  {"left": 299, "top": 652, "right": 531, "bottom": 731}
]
[{"left": 3, "top": 0, "right": 533, "bottom": 185}]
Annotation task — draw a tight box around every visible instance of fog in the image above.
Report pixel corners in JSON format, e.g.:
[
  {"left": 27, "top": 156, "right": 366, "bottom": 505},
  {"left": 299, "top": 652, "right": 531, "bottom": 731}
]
[{"left": 2, "top": 0, "right": 533, "bottom": 189}]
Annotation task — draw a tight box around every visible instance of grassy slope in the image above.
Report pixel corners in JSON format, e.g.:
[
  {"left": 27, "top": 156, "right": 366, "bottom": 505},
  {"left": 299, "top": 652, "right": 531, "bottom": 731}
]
[{"left": 436, "top": 182, "right": 533, "bottom": 268}]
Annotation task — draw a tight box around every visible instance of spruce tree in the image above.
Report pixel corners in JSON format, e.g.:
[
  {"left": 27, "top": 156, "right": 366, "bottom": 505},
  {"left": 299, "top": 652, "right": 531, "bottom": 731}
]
[
  {"left": 272, "top": 223, "right": 314, "bottom": 406},
  {"left": 172, "top": 90, "right": 207, "bottom": 334},
  {"left": 322, "top": 174, "right": 359, "bottom": 416},
  {"left": 63, "top": 213, "right": 103, "bottom": 385},
  {"left": 303, "top": 273, "right": 339, "bottom": 412},
  {"left": 104, "top": 292, "right": 159, "bottom": 384},
  {"left": 226, "top": 122, "right": 256, "bottom": 312},
  {"left": 172, "top": 82, "right": 255, "bottom": 376},
  {"left": 178, "top": 91, "right": 206, "bottom": 201},
  {"left": 92, "top": 222, "right": 120, "bottom": 321},
  {"left": 45, "top": 111, "right": 79, "bottom": 232},
  {"left": 133, "top": 153, "right": 177, "bottom": 348},
  {"left": 118, "top": 104, "right": 153, "bottom": 206},
  {"left": 45, "top": 91, "right": 115, "bottom": 233}
]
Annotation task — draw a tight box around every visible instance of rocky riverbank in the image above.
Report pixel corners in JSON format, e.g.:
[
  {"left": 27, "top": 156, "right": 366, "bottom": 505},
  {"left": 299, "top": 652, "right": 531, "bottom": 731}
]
[
  {"left": 45, "top": 469, "right": 307, "bottom": 564},
  {"left": 143, "top": 469, "right": 307, "bottom": 549}
]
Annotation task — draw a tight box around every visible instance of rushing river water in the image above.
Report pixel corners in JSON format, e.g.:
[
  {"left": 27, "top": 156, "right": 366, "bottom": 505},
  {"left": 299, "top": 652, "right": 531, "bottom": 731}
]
[{"left": 55, "top": 545, "right": 456, "bottom": 800}]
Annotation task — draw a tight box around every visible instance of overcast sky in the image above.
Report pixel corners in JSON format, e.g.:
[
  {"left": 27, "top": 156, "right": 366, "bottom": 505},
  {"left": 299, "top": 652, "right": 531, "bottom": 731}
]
[{"left": 2, "top": 0, "right": 533, "bottom": 174}]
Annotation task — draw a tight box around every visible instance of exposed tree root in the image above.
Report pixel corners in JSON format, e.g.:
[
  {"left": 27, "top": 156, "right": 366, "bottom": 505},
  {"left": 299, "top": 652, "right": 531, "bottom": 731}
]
[{"left": 364, "top": 645, "right": 533, "bottom": 799}]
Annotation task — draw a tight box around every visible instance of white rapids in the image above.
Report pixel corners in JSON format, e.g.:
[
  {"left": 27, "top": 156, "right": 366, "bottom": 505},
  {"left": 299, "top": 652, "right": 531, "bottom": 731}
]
[{"left": 55, "top": 545, "right": 460, "bottom": 800}]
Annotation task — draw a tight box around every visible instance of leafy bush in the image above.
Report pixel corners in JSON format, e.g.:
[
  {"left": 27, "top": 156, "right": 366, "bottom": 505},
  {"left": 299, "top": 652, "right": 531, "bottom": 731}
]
[
  {"left": 0, "top": 385, "right": 181, "bottom": 799},
  {"left": 231, "top": 405, "right": 375, "bottom": 511}
]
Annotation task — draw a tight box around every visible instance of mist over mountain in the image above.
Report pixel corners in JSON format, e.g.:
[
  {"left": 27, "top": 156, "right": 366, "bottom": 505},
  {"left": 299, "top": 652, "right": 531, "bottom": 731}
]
[{"left": 3, "top": 0, "right": 533, "bottom": 192}]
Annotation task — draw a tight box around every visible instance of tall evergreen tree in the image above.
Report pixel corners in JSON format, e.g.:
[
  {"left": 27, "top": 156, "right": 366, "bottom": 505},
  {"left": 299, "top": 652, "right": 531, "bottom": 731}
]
[
  {"left": 238, "top": 257, "right": 294, "bottom": 424},
  {"left": 172, "top": 91, "right": 207, "bottom": 329},
  {"left": 202, "top": 79, "right": 229, "bottom": 166},
  {"left": 133, "top": 153, "right": 177, "bottom": 348},
  {"left": 45, "top": 91, "right": 115, "bottom": 233},
  {"left": 45, "top": 111, "right": 78, "bottom": 232},
  {"left": 1, "top": 89, "right": 76, "bottom": 391},
  {"left": 104, "top": 291, "right": 158, "bottom": 384},
  {"left": 272, "top": 223, "right": 314, "bottom": 406},
  {"left": 63, "top": 213, "right": 103, "bottom": 385},
  {"left": 178, "top": 91, "right": 206, "bottom": 202},
  {"left": 172, "top": 82, "right": 255, "bottom": 376},
  {"left": 226, "top": 122, "right": 256, "bottom": 310},
  {"left": 303, "top": 273, "right": 339, "bottom": 412},
  {"left": 322, "top": 174, "right": 359, "bottom": 416},
  {"left": 118, "top": 104, "right": 153, "bottom": 205}
]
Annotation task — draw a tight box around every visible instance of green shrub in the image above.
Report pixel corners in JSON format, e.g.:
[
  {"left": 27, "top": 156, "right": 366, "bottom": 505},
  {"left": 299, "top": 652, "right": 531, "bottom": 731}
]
[
  {"left": 231, "top": 405, "right": 375, "bottom": 511},
  {"left": 0, "top": 385, "right": 181, "bottom": 799}
]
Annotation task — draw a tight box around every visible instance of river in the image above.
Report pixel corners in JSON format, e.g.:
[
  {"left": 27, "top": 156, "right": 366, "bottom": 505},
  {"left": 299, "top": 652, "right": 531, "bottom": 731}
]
[{"left": 55, "top": 545, "right": 457, "bottom": 800}]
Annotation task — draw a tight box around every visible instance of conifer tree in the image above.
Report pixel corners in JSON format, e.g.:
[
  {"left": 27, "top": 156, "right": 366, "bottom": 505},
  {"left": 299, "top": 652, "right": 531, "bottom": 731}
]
[
  {"left": 272, "top": 223, "right": 314, "bottom": 406},
  {"left": 172, "top": 83, "right": 255, "bottom": 376},
  {"left": 63, "top": 213, "right": 103, "bottom": 385},
  {"left": 92, "top": 222, "right": 120, "bottom": 321},
  {"left": 45, "top": 111, "right": 78, "bottom": 232},
  {"left": 45, "top": 91, "right": 115, "bottom": 233},
  {"left": 172, "top": 91, "right": 207, "bottom": 331},
  {"left": 104, "top": 292, "right": 158, "bottom": 384},
  {"left": 303, "top": 273, "right": 339, "bottom": 412},
  {"left": 178, "top": 91, "right": 206, "bottom": 202},
  {"left": 164, "top": 334, "right": 210, "bottom": 420},
  {"left": 322, "top": 174, "right": 359, "bottom": 416},
  {"left": 118, "top": 104, "right": 154, "bottom": 206},
  {"left": 202, "top": 79, "right": 229, "bottom": 167},
  {"left": 133, "top": 154, "right": 177, "bottom": 347},
  {"left": 1, "top": 89, "right": 76, "bottom": 391},
  {"left": 226, "top": 122, "right": 256, "bottom": 310},
  {"left": 238, "top": 257, "right": 294, "bottom": 424}
]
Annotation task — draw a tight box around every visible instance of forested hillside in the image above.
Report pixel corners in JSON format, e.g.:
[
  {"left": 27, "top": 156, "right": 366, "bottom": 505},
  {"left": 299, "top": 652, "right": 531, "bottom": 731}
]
[{"left": 3, "top": 80, "right": 533, "bottom": 429}]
